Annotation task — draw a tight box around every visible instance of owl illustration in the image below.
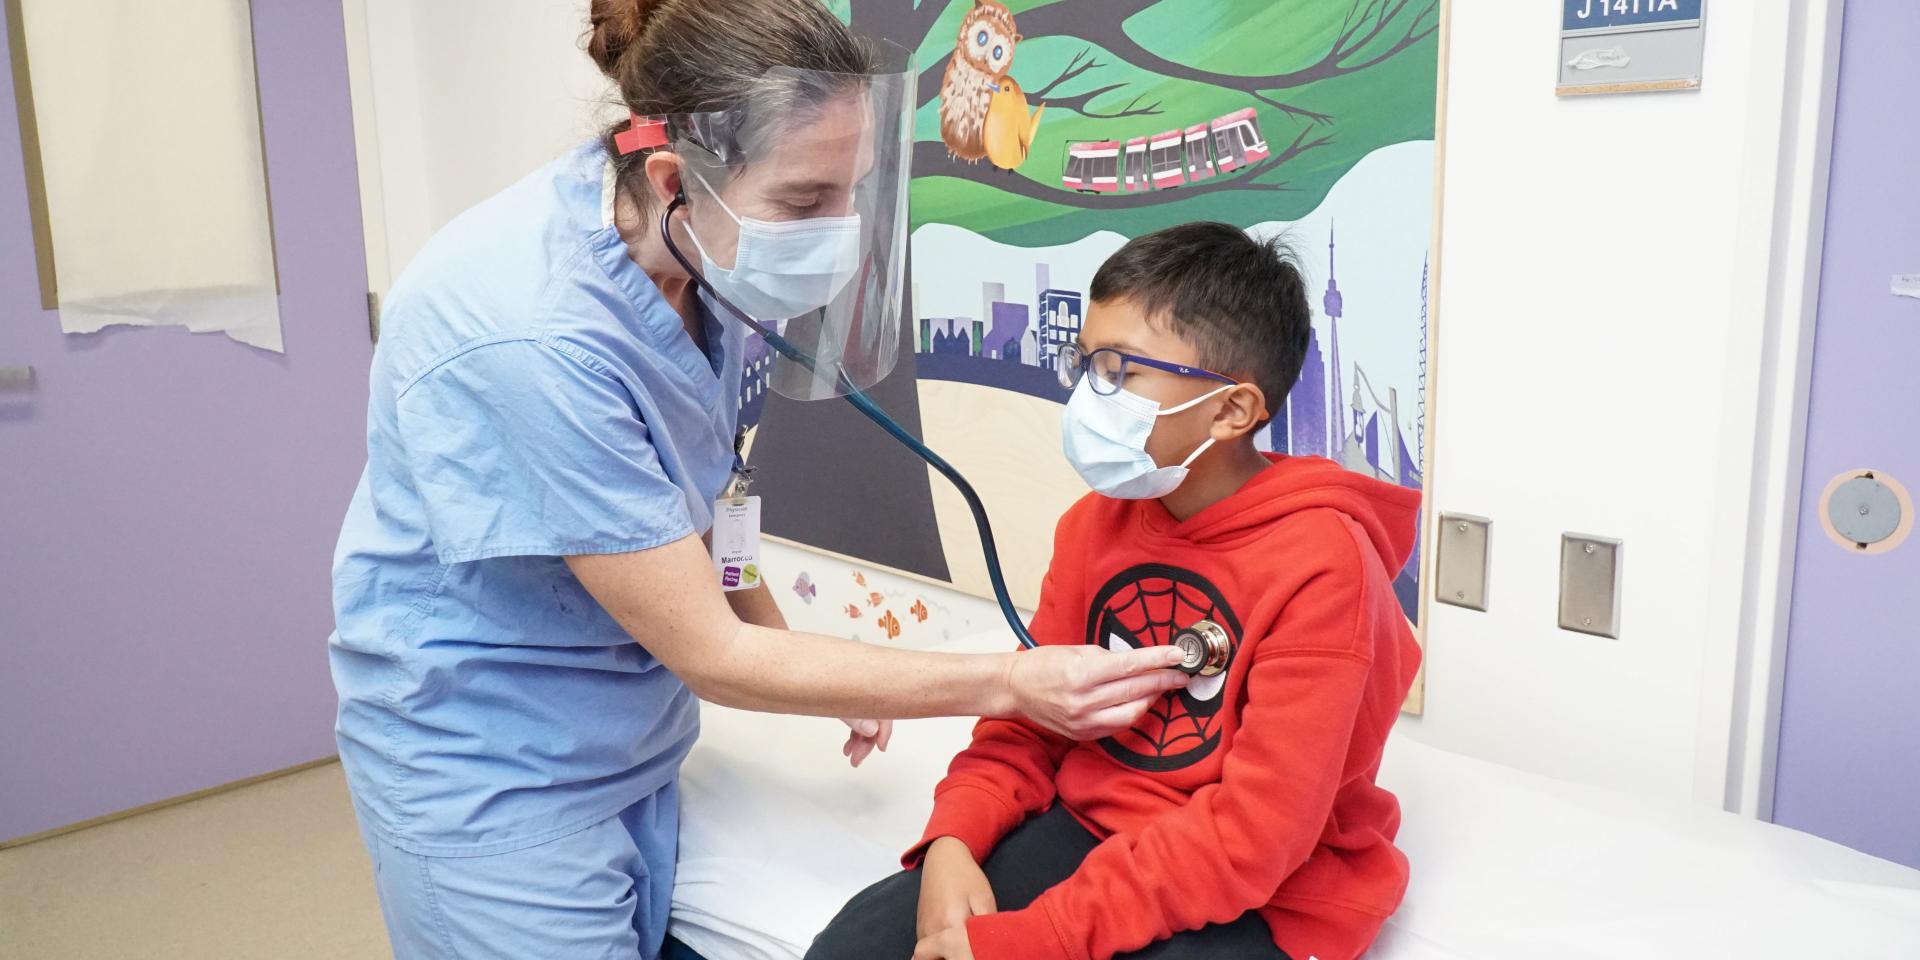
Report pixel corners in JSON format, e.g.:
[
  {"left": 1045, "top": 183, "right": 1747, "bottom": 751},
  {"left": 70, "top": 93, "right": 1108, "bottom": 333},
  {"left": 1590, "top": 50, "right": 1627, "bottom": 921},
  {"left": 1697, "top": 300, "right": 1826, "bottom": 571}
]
[{"left": 939, "top": 0, "right": 1021, "bottom": 163}]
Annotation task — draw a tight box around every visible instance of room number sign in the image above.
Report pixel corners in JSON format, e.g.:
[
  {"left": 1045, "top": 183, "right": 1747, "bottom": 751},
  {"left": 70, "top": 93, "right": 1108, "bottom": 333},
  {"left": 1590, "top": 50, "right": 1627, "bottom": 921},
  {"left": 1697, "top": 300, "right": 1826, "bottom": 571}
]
[{"left": 1558, "top": 0, "right": 1706, "bottom": 97}]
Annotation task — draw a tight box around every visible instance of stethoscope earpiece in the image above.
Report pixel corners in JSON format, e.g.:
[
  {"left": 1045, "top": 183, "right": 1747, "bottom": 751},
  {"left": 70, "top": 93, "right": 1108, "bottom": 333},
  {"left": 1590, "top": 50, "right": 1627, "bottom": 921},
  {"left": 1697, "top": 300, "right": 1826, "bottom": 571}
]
[{"left": 1173, "top": 620, "right": 1232, "bottom": 677}]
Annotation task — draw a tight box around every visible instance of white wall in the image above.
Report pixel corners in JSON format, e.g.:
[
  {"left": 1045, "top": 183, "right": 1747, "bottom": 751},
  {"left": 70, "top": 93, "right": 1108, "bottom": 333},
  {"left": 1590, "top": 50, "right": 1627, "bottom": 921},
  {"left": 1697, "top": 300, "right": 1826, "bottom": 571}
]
[
  {"left": 344, "top": 0, "right": 614, "bottom": 293},
  {"left": 1403, "top": 0, "right": 1837, "bottom": 811}
]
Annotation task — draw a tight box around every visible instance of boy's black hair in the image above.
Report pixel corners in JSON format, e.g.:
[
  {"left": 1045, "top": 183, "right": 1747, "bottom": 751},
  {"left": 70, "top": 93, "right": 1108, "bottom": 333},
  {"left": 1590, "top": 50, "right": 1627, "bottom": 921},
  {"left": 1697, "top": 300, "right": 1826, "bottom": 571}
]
[{"left": 1089, "top": 222, "right": 1311, "bottom": 417}]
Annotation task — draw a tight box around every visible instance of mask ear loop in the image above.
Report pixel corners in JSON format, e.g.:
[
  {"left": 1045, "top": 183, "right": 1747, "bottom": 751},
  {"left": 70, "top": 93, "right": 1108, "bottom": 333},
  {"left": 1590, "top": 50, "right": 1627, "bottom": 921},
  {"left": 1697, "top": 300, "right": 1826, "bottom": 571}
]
[
  {"left": 1158, "top": 384, "right": 1234, "bottom": 470},
  {"left": 1177, "top": 436, "right": 1219, "bottom": 470},
  {"left": 1155, "top": 383, "right": 1236, "bottom": 418}
]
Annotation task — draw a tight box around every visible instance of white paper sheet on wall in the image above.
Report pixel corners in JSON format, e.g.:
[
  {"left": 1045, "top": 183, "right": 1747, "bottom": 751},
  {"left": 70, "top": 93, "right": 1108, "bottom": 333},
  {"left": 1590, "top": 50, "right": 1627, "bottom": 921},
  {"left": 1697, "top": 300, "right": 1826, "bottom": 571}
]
[
  {"left": 1893, "top": 274, "right": 1920, "bottom": 300},
  {"left": 20, "top": 0, "right": 283, "bottom": 352}
]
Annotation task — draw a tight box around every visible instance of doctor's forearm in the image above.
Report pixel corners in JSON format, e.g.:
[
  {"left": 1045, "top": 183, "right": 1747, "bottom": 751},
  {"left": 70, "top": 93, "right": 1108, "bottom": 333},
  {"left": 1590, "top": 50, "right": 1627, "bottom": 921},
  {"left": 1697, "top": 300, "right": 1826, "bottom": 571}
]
[
  {"left": 566, "top": 539, "right": 1014, "bottom": 720},
  {"left": 688, "top": 621, "right": 1017, "bottom": 720},
  {"left": 724, "top": 583, "right": 788, "bottom": 629}
]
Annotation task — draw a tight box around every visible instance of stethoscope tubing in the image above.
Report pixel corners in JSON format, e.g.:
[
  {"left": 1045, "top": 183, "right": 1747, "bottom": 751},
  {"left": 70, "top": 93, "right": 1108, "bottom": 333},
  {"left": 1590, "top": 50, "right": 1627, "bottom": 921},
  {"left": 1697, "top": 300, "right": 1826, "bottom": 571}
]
[{"left": 659, "top": 196, "right": 1040, "bottom": 650}]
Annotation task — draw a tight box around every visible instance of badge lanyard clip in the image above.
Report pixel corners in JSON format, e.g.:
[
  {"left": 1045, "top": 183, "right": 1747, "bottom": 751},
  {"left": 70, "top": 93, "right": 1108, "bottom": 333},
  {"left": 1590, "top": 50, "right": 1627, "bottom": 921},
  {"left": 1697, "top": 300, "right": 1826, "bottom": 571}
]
[{"left": 725, "top": 426, "right": 756, "bottom": 505}]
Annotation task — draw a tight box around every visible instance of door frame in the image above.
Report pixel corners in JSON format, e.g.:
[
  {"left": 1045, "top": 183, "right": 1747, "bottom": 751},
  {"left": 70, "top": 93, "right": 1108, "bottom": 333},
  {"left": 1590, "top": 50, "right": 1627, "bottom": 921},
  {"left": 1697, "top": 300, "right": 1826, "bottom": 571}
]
[{"left": 1695, "top": 0, "right": 1846, "bottom": 819}]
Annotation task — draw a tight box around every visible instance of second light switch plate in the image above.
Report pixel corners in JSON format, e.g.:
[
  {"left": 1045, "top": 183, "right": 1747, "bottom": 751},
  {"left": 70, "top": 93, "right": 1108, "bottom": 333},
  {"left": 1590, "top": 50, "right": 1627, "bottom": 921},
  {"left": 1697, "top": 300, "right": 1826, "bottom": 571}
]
[{"left": 1560, "top": 534, "right": 1623, "bottom": 638}]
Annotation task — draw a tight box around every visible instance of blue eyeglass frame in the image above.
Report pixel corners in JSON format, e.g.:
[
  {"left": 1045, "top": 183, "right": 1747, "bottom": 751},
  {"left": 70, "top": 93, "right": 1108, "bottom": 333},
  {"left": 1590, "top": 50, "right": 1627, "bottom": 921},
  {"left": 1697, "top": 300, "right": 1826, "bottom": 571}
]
[{"left": 1055, "top": 344, "right": 1237, "bottom": 395}]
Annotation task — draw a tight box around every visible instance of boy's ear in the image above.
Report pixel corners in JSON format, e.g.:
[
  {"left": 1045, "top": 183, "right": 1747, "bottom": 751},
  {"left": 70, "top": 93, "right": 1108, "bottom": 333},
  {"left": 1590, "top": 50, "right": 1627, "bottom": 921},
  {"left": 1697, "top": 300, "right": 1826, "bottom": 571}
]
[{"left": 1212, "top": 383, "right": 1270, "bottom": 441}]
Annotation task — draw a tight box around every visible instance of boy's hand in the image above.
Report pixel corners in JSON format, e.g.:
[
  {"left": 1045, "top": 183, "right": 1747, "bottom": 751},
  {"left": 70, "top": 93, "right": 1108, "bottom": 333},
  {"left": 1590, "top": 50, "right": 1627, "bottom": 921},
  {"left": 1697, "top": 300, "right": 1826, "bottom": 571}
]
[
  {"left": 1007, "top": 645, "right": 1190, "bottom": 741},
  {"left": 916, "top": 837, "right": 995, "bottom": 941},
  {"left": 839, "top": 717, "right": 892, "bottom": 767},
  {"left": 912, "top": 925, "right": 975, "bottom": 960}
]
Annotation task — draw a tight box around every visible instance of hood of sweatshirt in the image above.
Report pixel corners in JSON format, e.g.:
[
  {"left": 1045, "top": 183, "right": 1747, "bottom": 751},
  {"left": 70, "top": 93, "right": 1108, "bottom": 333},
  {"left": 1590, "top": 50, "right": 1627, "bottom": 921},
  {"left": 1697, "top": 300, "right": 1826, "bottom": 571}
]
[{"left": 1139, "top": 454, "right": 1421, "bottom": 572}]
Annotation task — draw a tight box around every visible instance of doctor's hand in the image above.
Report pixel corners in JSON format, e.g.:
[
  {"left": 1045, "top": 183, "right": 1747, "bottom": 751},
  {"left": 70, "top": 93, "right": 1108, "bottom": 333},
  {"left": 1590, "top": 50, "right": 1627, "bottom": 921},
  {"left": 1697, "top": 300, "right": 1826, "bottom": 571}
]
[
  {"left": 1006, "top": 644, "right": 1190, "bottom": 741},
  {"left": 917, "top": 837, "right": 994, "bottom": 941},
  {"left": 840, "top": 717, "right": 892, "bottom": 767}
]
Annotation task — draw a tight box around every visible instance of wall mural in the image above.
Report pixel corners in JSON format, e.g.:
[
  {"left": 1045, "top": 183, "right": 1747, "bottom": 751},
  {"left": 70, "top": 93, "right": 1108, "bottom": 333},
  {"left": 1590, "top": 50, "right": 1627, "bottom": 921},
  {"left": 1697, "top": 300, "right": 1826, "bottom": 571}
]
[{"left": 743, "top": 1, "right": 1442, "bottom": 703}]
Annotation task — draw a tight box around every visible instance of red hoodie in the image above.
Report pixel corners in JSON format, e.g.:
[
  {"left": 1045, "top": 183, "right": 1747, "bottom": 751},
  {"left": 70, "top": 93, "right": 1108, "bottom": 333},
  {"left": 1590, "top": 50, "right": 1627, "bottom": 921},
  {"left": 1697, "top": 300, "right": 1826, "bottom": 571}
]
[{"left": 905, "top": 454, "right": 1422, "bottom": 960}]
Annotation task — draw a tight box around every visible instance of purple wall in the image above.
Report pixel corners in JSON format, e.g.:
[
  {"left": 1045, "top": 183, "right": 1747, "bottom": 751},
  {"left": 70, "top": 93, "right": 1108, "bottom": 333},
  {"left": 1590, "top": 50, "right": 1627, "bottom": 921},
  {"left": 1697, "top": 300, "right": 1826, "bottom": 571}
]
[
  {"left": 1773, "top": 0, "right": 1920, "bottom": 868},
  {"left": 0, "top": 1, "right": 370, "bottom": 840}
]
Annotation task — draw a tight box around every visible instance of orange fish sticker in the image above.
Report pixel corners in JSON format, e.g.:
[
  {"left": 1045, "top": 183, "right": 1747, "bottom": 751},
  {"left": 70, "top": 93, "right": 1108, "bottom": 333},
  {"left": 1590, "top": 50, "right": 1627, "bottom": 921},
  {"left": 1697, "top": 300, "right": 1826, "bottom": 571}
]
[
  {"left": 877, "top": 610, "right": 902, "bottom": 640},
  {"left": 868, "top": 591, "right": 886, "bottom": 607},
  {"left": 845, "top": 604, "right": 862, "bottom": 619},
  {"left": 910, "top": 599, "right": 929, "bottom": 623},
  {"left": 854, "top": 571, "right": 868, "bottom": 587}
]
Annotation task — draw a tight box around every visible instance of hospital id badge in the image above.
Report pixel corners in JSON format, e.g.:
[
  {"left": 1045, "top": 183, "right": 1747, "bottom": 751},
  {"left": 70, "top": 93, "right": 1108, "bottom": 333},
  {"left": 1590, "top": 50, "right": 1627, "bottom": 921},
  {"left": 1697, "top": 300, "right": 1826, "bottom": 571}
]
[{"left": 712, "top": 496, "right": 762, "bottom": 592}]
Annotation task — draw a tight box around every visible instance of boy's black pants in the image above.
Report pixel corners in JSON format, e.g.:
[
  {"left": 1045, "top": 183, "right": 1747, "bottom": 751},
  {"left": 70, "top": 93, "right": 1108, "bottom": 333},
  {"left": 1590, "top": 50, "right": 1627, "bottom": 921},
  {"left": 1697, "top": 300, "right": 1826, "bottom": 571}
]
[{"left": 805, "top": 805, "right": 1291, "bottom": 960}]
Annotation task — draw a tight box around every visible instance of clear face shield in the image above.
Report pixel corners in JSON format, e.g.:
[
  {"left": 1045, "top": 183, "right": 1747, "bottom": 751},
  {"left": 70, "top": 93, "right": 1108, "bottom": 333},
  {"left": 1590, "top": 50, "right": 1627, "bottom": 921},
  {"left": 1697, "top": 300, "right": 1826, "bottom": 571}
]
[
  {"left": 630, "top": 44, "right": 1044, "bottom": 652},
  {"left": 649, "top": 43, "right": 914, "bottom": 400}
]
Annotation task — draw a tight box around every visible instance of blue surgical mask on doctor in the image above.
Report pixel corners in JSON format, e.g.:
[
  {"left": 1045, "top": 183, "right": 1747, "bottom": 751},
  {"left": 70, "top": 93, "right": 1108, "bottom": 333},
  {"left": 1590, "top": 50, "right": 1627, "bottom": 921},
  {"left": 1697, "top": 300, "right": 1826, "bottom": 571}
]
[
  {"left": 1062, "top": 376, "right": 1236, "bottom": 500},
  {"left": 684, "top": 169, "right": 863, "bottom": 321}
]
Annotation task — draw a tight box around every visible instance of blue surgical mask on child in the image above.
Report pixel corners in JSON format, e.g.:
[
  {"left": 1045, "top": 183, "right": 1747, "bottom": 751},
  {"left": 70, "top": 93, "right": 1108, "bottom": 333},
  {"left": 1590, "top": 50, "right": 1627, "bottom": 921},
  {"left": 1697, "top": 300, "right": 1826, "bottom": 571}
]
[
  {"left": 684, "top": 170, "right": 863, "bottom": 321},
  {"left": 1061, "top": 377, "right": 1235, "bottom": 499}
]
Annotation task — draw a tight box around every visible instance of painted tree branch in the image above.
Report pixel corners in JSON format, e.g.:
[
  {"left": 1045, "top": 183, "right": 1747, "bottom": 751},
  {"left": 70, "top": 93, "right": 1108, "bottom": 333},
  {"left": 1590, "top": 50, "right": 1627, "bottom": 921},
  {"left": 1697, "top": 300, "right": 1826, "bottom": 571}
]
[
  {"left": 906, "top": 0, "right": 951, "bottom": 45},
  {"left": 849, "top": 0, "right": 948, "bottom": 44},
  {"left": 1026, "top": 48, "right": 1164, "bottom": 120},
  {"left": 1028, "top": 48, "right": 1102, "bottom": 100},
  {"left": 1062, "top": 0, "right": 1438, "bottom": 94},
  {"left": 914, "top": 0, "right": 1437, "bottom": 108},
  {"left": 1049, "top": 90, "right": 1163, "bottom": 120},
  {"left": 910, "top": 131, "right": 1334, "bottom": 211},
  {"left": 1266, "top": 124, "right": 1338, "bottom": 170},
  {"left": 1254, "top": 92, "right": 1335, "bottom": 126}
]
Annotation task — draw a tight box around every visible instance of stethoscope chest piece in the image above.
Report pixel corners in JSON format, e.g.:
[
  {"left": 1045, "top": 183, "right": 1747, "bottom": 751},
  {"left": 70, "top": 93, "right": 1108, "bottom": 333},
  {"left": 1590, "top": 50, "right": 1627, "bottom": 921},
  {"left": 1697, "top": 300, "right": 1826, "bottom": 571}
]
[{"left": 1172, "top": 620, "right": 1232, "bottom": 678}]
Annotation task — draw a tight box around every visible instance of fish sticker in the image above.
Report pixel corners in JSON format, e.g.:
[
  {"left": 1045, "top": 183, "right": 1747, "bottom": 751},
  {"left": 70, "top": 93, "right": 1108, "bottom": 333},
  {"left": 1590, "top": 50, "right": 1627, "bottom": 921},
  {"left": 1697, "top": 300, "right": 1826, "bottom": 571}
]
[
  {"left": 845, "top": 604, "right": 863, "bottom": 619},
  {"left": 910, "top": 599, "right": 929, "bottom": 623},
  {"left": 853, "top": 571, "right": 868, "bottom": 587},
  {"left": 868, "top": 591, "right": 886, "bottom": 608},
  {"left": 1566, "top": 46, "right": 1631, "bottom": 71},
  {"left": 792, "top": 572, "right": 817, "bottom": 604},
  {"left": 877, "top": 610, "right": 902, "bottom": 640}
]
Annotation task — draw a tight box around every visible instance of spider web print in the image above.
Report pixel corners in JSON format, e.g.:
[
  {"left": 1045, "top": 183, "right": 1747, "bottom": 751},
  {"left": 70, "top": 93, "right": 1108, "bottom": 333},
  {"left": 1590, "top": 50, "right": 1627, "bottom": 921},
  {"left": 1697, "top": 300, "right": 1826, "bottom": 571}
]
[{"left": 1102, "top": 576, "right": 1227, "bottom": 767}]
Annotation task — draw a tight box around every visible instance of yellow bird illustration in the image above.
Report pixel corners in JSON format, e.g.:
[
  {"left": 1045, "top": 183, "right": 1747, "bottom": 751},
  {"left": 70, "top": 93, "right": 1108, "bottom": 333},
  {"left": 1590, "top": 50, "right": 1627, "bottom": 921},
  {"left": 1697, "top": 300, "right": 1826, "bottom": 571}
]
[{"left": 984, "top": 76, "right": 1045, "bottom": 171}]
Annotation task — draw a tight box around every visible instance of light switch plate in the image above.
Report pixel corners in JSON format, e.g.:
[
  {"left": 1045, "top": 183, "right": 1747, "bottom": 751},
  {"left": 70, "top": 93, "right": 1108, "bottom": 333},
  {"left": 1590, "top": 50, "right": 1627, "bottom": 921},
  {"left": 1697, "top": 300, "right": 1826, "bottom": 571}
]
[
  {"left": 1560, "top": 534, "right": 1622, "bottom": 638},
  {"left": 1435, "top": 513, "right": 1491, "bottom": 611}
]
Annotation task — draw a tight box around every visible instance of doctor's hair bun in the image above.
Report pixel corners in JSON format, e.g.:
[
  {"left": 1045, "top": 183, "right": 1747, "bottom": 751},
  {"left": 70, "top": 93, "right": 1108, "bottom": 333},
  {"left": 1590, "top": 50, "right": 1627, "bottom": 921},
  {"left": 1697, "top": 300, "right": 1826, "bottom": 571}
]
[
  {"left": 593, "top": 0, "right": 869, "bottom": 213},
  {"left": 587, "top": 0, "right": 664, "bottom": 77}
]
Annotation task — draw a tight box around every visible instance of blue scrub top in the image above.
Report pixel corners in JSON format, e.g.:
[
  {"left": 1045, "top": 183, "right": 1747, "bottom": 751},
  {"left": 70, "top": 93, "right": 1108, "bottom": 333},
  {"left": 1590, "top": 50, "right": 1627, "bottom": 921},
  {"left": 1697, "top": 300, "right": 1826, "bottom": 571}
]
[{"left": 329, "top": 142, "right": 746, "bottom": 857}]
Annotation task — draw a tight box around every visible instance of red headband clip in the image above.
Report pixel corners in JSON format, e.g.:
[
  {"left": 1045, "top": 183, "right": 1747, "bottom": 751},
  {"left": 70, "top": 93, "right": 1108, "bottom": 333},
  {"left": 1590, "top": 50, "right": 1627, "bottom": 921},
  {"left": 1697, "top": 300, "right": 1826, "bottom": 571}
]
[{"left": 614, "top": 111, "right": 669, "bottom": 155}]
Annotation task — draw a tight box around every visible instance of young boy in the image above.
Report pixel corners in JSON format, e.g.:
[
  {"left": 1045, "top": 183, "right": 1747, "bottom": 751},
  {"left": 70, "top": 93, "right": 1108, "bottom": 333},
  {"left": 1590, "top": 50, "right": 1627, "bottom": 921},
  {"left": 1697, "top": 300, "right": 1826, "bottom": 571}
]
[{"left": 807, "top": 223, "right": 1421, "bottom": 960}]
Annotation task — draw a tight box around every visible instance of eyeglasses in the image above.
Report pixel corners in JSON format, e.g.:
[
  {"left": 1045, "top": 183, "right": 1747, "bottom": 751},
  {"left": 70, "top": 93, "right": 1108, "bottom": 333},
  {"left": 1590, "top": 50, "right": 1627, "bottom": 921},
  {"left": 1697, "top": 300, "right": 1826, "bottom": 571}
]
[{"left": 1054, "top": 343, "right": 1237, "bottom": 396}]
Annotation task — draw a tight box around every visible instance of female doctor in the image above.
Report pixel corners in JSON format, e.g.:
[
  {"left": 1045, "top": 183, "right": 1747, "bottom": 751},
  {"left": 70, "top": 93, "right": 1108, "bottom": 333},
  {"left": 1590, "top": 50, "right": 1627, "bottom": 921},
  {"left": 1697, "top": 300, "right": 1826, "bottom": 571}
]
[{"left": 327, "top": 1, "right": 1188, "bottom": 957}]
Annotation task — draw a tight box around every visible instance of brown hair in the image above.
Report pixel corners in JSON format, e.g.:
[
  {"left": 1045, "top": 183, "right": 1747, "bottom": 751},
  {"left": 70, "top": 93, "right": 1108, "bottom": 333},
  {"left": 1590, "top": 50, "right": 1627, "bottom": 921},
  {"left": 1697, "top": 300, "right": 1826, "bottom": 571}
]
[{"left": 587, "top": 0, "right": 872, "bottom": 210}]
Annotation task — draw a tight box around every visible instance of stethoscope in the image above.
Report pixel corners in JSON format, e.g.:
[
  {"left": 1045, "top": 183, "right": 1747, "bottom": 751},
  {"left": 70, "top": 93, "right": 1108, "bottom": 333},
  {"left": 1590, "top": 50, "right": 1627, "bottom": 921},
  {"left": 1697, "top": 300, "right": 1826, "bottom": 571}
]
[{"left": 658, "top": 193, "right": 1232, "bottom": 677}]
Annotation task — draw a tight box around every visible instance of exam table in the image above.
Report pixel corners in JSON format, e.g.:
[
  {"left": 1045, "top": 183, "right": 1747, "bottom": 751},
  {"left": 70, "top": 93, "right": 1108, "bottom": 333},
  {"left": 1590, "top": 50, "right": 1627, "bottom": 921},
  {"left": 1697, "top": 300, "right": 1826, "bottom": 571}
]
[{"left": 669, "top": 630, "right": 1920, "bottom": 959}]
